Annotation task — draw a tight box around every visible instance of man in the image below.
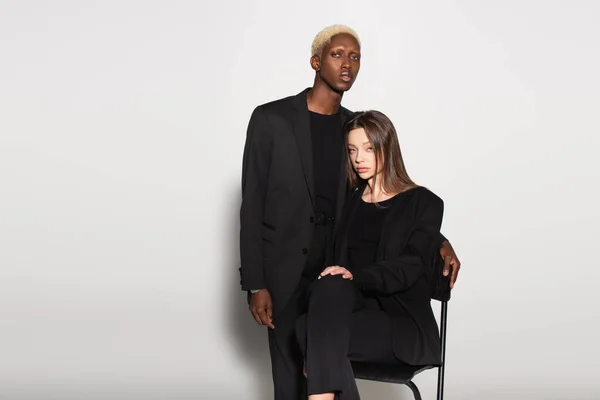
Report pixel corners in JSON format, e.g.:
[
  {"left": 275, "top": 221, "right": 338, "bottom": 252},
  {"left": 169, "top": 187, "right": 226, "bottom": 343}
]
[{"left": 239, "top": 25, "right": 461, "bottom": 400}]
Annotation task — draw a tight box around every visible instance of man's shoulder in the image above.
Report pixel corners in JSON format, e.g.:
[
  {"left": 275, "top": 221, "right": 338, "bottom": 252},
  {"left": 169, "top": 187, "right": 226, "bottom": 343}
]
[
  {"left": 340, "top": 106, "right": 353, "bottom": 120},
  {"left": 257, "top": 94, "right": 295, "bottom": 109},
  {"left": 253, "top": 89, "right": 307, "bottom": 116}
]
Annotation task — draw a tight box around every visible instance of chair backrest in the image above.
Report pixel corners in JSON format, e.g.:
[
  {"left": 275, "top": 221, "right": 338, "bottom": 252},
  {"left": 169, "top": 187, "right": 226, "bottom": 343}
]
[{"left": 430, "top": 249, "right": 451, "bottom": 399}]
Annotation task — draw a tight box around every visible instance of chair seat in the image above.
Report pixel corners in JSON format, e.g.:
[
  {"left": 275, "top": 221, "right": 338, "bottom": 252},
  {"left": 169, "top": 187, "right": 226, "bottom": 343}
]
[{"left": 351, "top": 362, "right": 434, "bottom": 384}]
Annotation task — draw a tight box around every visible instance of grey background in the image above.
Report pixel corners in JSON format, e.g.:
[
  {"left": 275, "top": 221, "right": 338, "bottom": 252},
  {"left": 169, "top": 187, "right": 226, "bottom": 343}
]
[{"left": 1, "top": 1, "right": 599, "bottom": 399}]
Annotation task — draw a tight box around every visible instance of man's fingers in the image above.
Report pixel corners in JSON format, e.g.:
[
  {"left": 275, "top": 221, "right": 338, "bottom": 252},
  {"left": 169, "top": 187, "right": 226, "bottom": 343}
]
[
  {"left": 258, "top": 307, "right": 274, "bottom": 329},
  {"left": 250, "top": 308, "right": 262, "bottom": 325},
  {"left": 257, "top": 308, "right": 271, "bottom": 327},
  {"left": 266, "top": 305, "right": 275, "bottom": 329},
  {"left": 261, "top": 315, "right": 274, "bottom": 329},
  {"left": 251, "top": 305, "right": 274, "bottom": 328},
  {"left": 450, "top": 261, "right": 460, "bottom": 289},
  {"left": 442, "top": 255, "right": 451, "bottom": 277}
]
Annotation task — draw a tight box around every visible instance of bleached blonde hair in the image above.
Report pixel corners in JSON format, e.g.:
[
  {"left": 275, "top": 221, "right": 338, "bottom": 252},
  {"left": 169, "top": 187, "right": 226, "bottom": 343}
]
[{"left": 311, "top": 24, "right": 361, "bottom": 57}]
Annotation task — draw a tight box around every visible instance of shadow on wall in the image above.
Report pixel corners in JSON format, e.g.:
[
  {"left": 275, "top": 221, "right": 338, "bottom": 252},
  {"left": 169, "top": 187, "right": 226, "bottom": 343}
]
[
  {"left": 224, "top": 186, "right": 273, "bottom": 400},
  {"left": 223, "top": 186, "right": 406, "bottom": 399}
]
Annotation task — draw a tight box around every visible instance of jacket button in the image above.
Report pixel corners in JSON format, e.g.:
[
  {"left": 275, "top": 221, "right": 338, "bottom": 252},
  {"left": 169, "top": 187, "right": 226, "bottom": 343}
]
[
  {"left": 302, "top": 248, "right": 308, "bottom": 255},
  {"left": 309, "top": 217, "right": 314, "bottom": 223}
]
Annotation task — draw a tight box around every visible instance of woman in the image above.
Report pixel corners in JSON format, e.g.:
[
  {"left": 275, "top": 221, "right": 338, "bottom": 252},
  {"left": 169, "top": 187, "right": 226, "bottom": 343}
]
[{"left": 295, "top": 110, "right": 447, "bottom": 400}]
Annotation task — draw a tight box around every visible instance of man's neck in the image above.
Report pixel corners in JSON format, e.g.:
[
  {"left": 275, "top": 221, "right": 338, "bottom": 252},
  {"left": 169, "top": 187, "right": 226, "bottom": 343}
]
[{"left": 306, "top": 84, "right": 343, "bottom": 115}]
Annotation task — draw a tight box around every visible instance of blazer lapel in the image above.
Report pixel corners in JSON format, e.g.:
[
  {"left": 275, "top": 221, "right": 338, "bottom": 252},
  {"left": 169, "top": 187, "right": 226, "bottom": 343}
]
[
  {"left": 335, "top": 185, "right": 365, "bottom": 266},
  {"left": 291, "top": 89, "right": 315, "bottom": 210},
  {"left": 334, "top": 108, "right": 351, "bottom": 230}
]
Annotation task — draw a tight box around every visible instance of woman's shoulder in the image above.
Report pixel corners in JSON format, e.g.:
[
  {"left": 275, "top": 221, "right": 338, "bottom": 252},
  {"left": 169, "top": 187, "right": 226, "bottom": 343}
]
[{"left": 407, "top": 186, "right": 444, "bottom": 208}]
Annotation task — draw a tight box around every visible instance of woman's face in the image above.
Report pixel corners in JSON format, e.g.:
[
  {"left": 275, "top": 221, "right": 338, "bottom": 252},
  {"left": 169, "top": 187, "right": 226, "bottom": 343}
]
[{"left": 347, "top": 127, "right": 378, "bottom": 181}]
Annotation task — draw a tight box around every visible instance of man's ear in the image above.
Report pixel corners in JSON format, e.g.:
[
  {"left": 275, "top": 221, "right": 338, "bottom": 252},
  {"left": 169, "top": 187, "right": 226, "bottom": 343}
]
[{"left": 310, "top": 55, "right": 321, "bottom": 72}]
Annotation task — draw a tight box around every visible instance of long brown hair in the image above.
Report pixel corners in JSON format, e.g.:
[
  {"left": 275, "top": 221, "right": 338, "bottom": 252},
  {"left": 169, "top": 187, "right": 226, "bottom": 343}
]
[{"left": 343, "top": 110, "right": 418, "bottom": 194}]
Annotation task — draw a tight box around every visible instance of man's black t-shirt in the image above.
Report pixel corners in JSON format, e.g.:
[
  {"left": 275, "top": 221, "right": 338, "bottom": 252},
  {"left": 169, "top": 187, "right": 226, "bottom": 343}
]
[{"left": 309, "top": 110, "right": 343, "bottom": 219}]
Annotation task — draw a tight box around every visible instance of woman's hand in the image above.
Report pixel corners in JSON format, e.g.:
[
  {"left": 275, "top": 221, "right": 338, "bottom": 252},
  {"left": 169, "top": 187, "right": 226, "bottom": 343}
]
[{"left": 319, "top": 265, "right": 353, "bottom": 280}]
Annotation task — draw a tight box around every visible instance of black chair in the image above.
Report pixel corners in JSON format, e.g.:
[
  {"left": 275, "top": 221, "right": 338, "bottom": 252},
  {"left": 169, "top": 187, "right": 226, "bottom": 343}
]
[{"left": 351, "top": 253, "right": 452, "bottom": 400}]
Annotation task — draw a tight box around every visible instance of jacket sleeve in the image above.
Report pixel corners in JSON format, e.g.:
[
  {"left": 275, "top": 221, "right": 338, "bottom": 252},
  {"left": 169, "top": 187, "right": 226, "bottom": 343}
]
[
  {"left": 239, "top": 107, "right": 271, "bottom": 291},
  {"left": 352, "top": 191, "right": 444, "bottom": 295},
  {"left": 406, "top": 192, "right": 445, "bottom": 264}
]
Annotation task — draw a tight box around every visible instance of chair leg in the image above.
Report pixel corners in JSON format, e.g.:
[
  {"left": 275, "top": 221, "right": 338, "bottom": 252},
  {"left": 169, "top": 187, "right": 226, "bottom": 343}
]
[{"left": 405, "top": 381, "right": 422, "bottom": 400}]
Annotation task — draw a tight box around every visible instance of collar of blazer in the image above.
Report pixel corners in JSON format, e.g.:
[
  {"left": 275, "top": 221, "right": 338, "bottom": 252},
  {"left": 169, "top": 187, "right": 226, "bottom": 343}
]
[{"left": 291, "top": 87, "right": 352, "bottom": 121}]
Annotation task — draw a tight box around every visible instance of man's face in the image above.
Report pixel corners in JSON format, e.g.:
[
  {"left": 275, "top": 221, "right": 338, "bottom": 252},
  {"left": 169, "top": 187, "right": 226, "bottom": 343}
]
[{"left": 314, "top": 33, "right": 361, "bottom": 93}]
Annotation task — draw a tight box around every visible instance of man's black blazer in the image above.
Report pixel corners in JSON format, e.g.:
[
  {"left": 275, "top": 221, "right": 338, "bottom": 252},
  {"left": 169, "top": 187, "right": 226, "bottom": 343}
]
[
  {"left": 334, "top": 185, "right": 446, "bottom": 366},
  {"left": 240, "top": 88, "right": 352, "bottom": 316}
]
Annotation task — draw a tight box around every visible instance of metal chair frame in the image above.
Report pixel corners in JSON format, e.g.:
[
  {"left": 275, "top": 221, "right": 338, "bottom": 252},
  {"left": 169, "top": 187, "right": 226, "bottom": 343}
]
[{"left": 353, "top": 300, "right": 449, "bottom": 400}]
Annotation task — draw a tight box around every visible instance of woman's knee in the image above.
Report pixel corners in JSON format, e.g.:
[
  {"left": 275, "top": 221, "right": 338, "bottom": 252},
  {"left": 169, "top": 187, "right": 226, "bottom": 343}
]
[{"left": 310, "top": 274, "right": 354, "bottom": 300}]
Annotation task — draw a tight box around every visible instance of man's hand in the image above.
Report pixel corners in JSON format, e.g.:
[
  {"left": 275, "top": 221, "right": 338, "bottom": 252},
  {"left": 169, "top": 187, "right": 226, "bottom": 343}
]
[
  {"left": 319, "top": 265, "right": 353, "bottom": 280},
  {"left": 249, "top": 289, "right": 274, "bottom": 329},
  {"left": 440, "top": 240, "right": 461, "bottom": 289}
]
